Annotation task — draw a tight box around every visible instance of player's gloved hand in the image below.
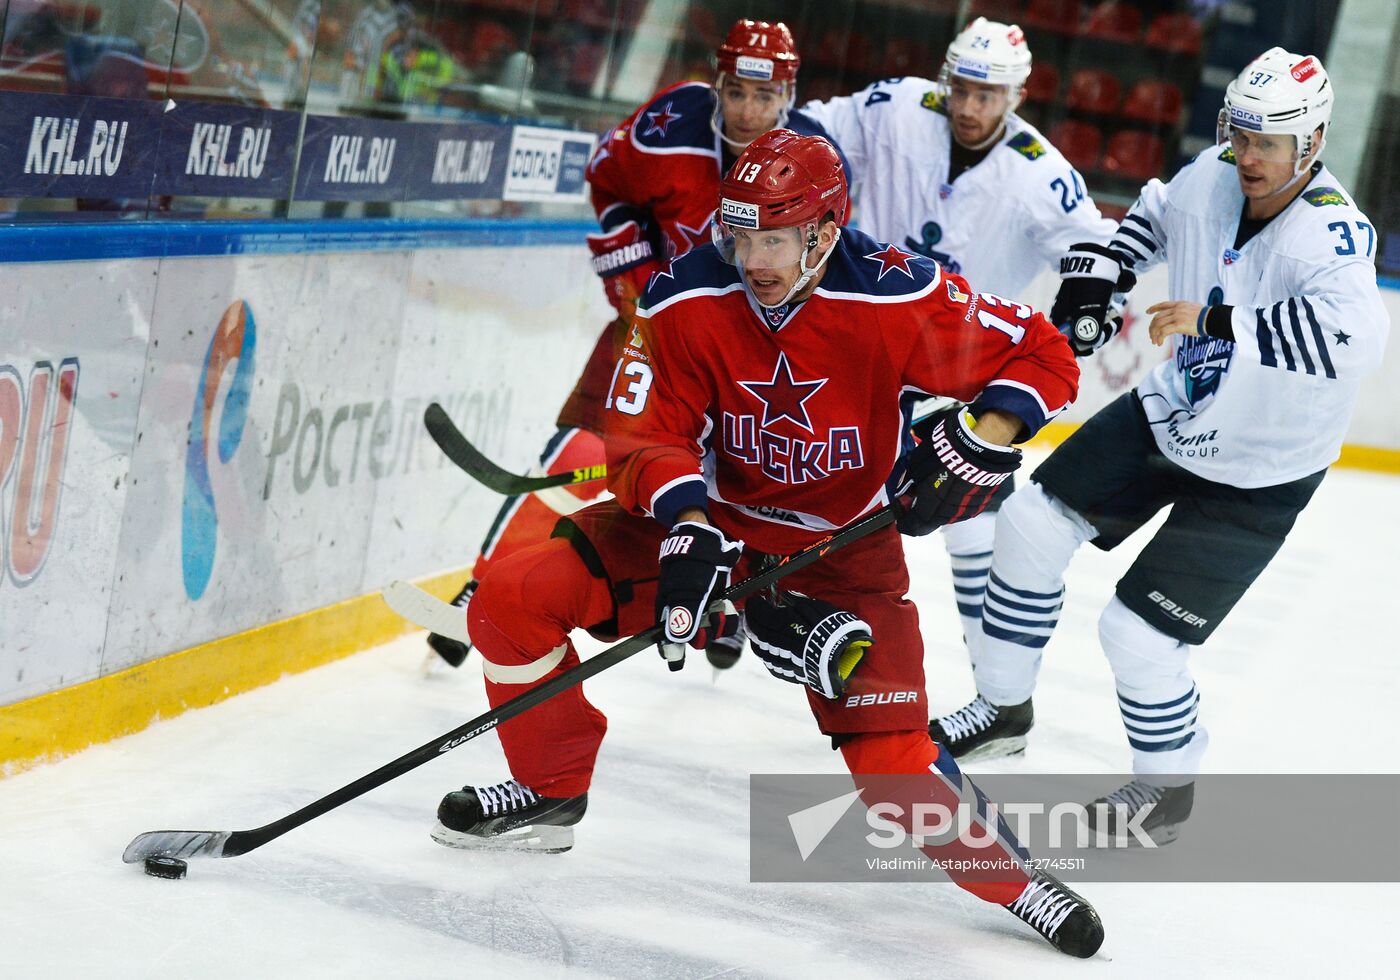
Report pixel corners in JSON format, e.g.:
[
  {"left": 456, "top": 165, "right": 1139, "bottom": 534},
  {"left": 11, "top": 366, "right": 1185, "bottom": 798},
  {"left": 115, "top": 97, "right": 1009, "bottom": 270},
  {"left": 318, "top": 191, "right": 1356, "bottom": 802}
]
[
  {"left": 895, "top": 406, "right": 1021, "bottom": 536},
  {"left": 586, "top": 211, "right": 665, "bottom": 321},
  {"left": 656, "top": 520, "right": 744, "bottom": 671},
  {"left": 745, "top": 591, "right": 873, "bottom": 699},
  {"left": 1049, "top": 242, "right": 1136, "bottom": 356}
]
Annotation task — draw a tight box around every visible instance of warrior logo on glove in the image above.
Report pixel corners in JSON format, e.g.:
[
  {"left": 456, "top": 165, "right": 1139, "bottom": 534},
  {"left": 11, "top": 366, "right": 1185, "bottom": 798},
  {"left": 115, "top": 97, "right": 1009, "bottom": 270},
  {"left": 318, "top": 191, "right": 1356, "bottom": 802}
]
[{"left": 895, "top": 406, "right": 1022, "bottom": 535}]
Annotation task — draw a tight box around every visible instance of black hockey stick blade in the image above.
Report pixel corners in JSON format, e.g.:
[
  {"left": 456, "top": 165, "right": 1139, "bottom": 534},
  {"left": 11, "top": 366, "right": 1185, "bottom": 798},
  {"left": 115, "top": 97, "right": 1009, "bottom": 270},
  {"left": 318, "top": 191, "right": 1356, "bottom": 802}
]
[
  {"left": 426, "top": 399, "right": 958, "bottom": 498},
  {"left": 424, "top": 402, "right": 605, "bottom": 495},
  {"left": 122, "top": 504, "right": 896, "bottom": 864}
]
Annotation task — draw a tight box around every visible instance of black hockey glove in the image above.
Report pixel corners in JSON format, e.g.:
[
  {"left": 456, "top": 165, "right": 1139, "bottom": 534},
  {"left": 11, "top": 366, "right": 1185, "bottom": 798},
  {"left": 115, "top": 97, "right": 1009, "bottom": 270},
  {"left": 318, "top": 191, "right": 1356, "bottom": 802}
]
[
  {"left": 895, "top": 407, "right": 1021, "bottom": 536},
  {"left": 656, "top": 520, "right": 744, "bottom": 671},
  {"left": 745, "top": 591, "right": 873, "bottom": 700},
  {"left": 1049, "top": 242, "right": 1135, "bottom": 356}
]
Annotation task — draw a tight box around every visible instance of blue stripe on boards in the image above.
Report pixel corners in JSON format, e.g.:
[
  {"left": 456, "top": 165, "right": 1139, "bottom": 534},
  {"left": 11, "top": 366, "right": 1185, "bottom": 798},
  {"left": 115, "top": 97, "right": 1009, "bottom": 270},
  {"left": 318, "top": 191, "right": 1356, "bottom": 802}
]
[{"left": 0, "top": 217, "right": 598, "bottom": 264}]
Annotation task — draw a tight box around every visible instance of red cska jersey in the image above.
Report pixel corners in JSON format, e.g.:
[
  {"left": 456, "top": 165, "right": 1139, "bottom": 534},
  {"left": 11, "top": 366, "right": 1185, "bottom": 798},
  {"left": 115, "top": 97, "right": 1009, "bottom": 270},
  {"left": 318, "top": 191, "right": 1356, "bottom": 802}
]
[
  {"left": 587, "top": 80, "right": 847, "bottom": 253},
  {"left": 604, "top": 228, "right": 1080, "bottom": 555}
]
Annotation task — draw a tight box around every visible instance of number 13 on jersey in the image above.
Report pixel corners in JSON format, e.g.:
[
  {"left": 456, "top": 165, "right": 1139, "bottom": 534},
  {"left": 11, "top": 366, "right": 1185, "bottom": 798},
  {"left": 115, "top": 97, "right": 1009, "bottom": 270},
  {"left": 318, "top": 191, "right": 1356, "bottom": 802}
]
[
  {"left": 607, "top": 356, "right": 654, "bottom": 415},
  {"left": 974, "top": 293, "right": 1030, "bottom": 344}
]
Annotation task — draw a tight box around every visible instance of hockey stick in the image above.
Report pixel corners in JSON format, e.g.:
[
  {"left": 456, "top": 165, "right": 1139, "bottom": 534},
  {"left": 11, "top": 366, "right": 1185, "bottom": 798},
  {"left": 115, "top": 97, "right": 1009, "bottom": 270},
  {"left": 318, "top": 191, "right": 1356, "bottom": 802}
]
[
  {"left": 122, "top": 504, "right": 897, "bottom": 865},
  {"left": 425, "top": 402, "right": 604, "bottom": 495},
  {"left": 426, "top": 396, "right": 960, "bottom": 497}
]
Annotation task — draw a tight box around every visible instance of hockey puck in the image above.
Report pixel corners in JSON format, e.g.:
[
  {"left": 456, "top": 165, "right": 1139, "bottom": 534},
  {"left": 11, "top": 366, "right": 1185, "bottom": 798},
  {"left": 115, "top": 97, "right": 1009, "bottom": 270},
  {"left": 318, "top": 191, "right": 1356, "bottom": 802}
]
[{"left": 143, "top": 855, "right": 188, "bottom": 879}]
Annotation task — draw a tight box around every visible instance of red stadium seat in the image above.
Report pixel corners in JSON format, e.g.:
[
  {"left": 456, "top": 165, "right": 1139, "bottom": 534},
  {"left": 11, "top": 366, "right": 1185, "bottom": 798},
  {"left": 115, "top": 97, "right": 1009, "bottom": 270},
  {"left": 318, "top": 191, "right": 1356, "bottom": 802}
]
[
  {"left": 814, "top": 28, "right": 871, "bottom": 74},
  {"left": 1122, "top": 80, "right": 1183, "bottom": 126},
  {"left": 1048, "top": 120, "right": 1103, "bottom": 172},
  {"left": 466, "top": 20, "right": 518, "bottom": 73},
  {"left": 969, "top": 0, "right": 1024, "bottom": 20},
  {"left": 1066, "top": 68, "right": 1120, "bottom": 114},
  {"left": 1102, "top": 130, "right": 1165, "bottom": 180},
  {"left": 1083, "top": 2, "right": 1142, "bottom": 43},
  {"left": 1145, "top": 13, "right": 1203, "bottom": 55},
  {"left": 685, "top": 7, "right": 722, "bottom": 47},
  {"left": 1022, "top": 0, "right": 1083, "bottom": 33},
  {"left": 1024, "top": 62, "right": 1059, "bottom": 102},
  {"left": 881, "top": 38, "right": 930, "bottom": 78}
]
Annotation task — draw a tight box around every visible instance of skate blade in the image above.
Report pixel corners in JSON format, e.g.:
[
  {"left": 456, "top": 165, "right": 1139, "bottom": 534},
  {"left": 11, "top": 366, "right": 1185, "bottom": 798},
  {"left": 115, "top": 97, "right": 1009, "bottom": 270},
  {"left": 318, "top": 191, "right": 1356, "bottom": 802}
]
[
  {"left": 430, "top": 821, "right": 574, "bottom": 854},
  {"left": 952, "top": 735, "right": 1027, "bottom": 763}
]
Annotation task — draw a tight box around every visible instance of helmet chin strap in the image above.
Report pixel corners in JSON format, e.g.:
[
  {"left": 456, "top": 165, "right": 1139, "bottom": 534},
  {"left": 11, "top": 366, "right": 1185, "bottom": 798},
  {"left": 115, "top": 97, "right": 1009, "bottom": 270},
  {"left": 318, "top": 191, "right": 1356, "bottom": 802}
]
[{"left": 745, "top": 226, "right": 842, "bottom": 310}]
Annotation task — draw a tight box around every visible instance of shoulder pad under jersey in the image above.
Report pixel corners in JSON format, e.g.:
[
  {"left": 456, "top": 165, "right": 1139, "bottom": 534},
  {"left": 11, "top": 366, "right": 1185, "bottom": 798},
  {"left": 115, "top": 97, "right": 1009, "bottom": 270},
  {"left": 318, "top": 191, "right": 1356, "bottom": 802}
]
[
  {"left": 818, "top": 227, "right": 943, "bottom": 300},
  {"left": 629, "top": 82, "right": 717, "bottom": 153},
  {"left": 639, "top": 244, "right": 742, "bottom": 315}
]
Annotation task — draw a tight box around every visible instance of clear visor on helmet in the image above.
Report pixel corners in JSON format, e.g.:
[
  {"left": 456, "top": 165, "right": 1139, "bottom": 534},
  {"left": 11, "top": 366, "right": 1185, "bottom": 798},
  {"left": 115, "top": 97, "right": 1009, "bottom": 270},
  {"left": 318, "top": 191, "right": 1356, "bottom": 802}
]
[
  {"left": 942, "top": 71, "right": 1014, "bottom": 110},
  {"left": 1216, "top": 108, "right": 1300, "bottom": 164},
  {"left": 712, "top": 221, "right": 808, "bottom": 270}
]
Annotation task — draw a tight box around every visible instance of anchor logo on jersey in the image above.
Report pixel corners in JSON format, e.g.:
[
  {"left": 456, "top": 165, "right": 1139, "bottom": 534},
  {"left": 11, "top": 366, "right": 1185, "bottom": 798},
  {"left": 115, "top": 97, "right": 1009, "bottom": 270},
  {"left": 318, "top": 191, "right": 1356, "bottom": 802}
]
[{"left": 904, "top": 221, "right": 961, "bottom": 274}]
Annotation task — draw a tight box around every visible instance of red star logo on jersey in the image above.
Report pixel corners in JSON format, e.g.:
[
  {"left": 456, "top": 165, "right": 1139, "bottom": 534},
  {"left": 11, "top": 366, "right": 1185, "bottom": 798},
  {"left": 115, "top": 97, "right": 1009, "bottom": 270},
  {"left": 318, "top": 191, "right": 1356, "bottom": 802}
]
[
  {"left": 864, "top": 243, "right": 917, "bottom": 281},
  {"left": 671, "top": 216, "right": 714, "bottom": 256},
  {"left": 738, "top": 352, "right": 829, "bottom": 433},
  {"left": 643, "top": 102, "right": 681, "bottom": 138}
]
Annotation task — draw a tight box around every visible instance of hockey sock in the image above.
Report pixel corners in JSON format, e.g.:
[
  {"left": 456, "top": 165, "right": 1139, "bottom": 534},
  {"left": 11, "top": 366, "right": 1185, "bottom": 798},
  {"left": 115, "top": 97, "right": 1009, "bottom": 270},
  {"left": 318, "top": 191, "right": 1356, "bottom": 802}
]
[
  {"left": 470, "top": 537, "right": 613, "bottom": 798},
  {"left": 839, "top": 730, "right": 1030, "bottom": 906},
  {"left": 1099, "top": 597, "right": 1209, "bottom": 780},
  {"left": 941, "top": 510, "right": 995, "bottom": 668},
  {"left": 976, "top": 484, "right": 1093, "bottom": 705}
]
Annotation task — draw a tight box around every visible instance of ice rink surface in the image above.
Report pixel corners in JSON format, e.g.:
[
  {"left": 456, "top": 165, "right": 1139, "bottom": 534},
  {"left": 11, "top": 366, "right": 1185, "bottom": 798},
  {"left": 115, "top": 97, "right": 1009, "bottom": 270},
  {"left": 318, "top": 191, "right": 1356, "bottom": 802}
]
[{"left": 2, "top": 451, "right": 1396, "bottom": 978}]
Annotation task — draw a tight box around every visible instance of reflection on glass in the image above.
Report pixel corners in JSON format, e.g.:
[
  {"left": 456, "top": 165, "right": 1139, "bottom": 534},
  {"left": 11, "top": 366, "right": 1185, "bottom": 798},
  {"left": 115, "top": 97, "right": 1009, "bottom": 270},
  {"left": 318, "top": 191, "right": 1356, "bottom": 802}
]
[{"left": 0, "top": 1, "right": 1388, "bottom": 232}]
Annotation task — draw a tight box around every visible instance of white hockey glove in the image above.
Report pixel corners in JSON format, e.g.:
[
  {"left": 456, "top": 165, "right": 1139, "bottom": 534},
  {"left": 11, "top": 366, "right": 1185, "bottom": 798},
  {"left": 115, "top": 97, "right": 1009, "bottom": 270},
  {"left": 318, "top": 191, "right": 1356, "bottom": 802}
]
[
  {"left": 1049, "top": 242, "right": 1135, "bottom": 356},
  {"left": 745, "top": 592, "right": 873, "bottom": 700},
  {"left": 656, "top": 521, "right": 743, "bottom": 671}
]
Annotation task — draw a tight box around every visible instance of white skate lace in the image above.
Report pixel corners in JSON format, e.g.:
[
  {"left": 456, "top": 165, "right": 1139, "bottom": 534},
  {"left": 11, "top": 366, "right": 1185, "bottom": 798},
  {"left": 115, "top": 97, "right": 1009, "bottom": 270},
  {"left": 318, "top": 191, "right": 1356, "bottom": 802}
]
[
  {"left": 1102, "top": 780, "right": 1165, "bottom": 812},
  {"left": 474, "top": 779, "right": 540, "bottom": 815},
  {"left": 937, "top": 696, "right": 999, "bottom": 741},
  {"left": 450, "top": 583, "right": 477, "bottom": 609},
  {"left": 1009, "top": 876, "right": 1078, "bottom": 937}
]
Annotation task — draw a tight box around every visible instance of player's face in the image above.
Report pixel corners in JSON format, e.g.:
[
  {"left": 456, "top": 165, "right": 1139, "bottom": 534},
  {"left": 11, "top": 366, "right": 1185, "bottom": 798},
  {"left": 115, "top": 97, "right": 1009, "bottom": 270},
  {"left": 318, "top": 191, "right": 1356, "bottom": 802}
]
[
  {"left": 946, "top": 76, "right": 1013, "bottom": 147},
  {"left": 1229, "top": 127, "right": 1308, "bottom": 202},
  {"left": 730, "top": 220, "right": 836, "bottom": 305},
  {"left": 719, "top": 77, "right": 787, "bottom": 147}
]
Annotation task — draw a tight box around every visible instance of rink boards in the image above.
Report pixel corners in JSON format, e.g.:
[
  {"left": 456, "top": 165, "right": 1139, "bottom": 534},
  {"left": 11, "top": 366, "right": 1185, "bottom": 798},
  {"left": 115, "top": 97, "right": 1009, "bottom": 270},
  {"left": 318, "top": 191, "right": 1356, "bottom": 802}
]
[{"left": 1, "top": 219, "right": 1396, "bottom": 774}]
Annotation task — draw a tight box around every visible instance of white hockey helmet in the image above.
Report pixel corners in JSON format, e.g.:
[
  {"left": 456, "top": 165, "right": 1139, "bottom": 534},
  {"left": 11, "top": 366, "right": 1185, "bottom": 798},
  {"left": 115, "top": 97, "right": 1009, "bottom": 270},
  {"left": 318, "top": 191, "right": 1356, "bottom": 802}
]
[
  {"left": 940, "top": 17, "right": 1033, "bottom": 91},
  {"left": 1218, "top": 47, "right": 1333, "bottom": 174}
]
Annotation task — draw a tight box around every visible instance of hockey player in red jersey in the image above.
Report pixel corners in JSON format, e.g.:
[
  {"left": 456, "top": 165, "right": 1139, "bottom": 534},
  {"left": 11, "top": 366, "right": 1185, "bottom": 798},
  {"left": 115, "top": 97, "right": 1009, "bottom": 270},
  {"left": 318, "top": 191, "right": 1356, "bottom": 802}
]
[
  {"left": 428, "top": 19, "right": 847, "bottom": 673},
  {"left": 433, "top": 131, "right": 1103, "bottom": 958}
]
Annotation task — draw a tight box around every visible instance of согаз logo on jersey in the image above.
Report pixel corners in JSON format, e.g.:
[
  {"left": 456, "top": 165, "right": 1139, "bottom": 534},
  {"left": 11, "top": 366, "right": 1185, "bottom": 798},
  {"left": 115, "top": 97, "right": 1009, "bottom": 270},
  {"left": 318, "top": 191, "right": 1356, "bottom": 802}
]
[{"left": 181, "top": 301, "right": 256, "bottom": 600}]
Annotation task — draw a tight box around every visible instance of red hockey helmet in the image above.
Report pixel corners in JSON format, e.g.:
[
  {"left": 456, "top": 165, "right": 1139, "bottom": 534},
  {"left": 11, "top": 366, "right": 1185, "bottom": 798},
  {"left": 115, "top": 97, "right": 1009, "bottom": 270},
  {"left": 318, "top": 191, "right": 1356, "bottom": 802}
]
[
  {"left": 716, "top": 19, "right": 800, "bottom": 83},
  {"left": 717, "top": 129, "right": 848, "bottom": 233}
]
